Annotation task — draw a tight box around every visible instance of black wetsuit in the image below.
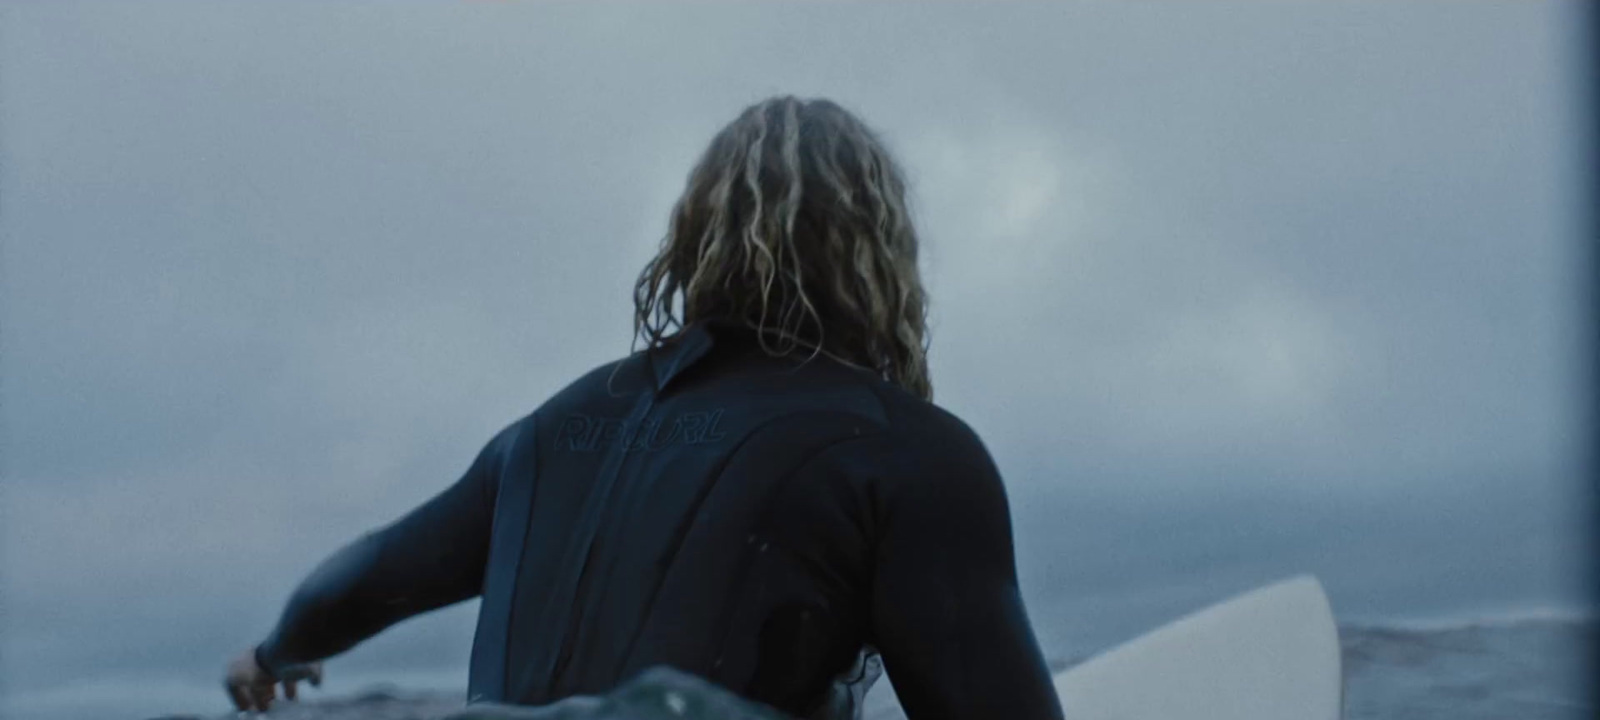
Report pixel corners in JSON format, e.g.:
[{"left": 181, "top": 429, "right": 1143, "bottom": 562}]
[{"left": 254, "top": 319, "right": 1064, "bottom": 720}]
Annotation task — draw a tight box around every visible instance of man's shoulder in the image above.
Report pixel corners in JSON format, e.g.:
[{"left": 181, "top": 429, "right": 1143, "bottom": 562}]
[
  {"left": 477, "top": 352, "right": 647, "bottom": 454},
  {"left": 864, "top": 382, "right": 989, "bottom": 452},
  {"left": 537, "top": 352, "right": 652, "bottom": 413},
  {"left": 790, "top": 381, "right": 998, "bottom": 488}
]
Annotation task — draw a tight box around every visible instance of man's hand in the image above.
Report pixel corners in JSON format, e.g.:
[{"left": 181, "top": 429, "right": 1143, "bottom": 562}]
[{"left": 223, "top": 648, "right": 323, "bottom": 712}]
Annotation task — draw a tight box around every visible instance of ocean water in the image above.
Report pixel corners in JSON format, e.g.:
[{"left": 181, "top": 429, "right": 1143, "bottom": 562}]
[
  {"left": 119, "top": 613, "right": 1594, "bottom": 720},
  {"left": 1337, "top": 616, "right": 1594, "bottom": 720}
]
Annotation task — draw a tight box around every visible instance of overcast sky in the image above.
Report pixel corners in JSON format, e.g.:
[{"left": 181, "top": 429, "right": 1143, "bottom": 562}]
[{"left": 0, "top": 2, "right": 1591, "bottom": 719}]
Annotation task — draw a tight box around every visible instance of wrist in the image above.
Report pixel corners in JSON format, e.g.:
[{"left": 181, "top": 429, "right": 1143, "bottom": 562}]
[{"left": 253, "top": 643, "right": 279, "bottom": 682}]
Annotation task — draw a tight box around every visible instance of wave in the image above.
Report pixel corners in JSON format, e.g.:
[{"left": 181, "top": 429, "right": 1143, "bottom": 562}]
[
  {"left": 1337, "top": 611, "right": 1593, "bottom": 720},
  {"left": 1338, "top": 605, "right": 1598, "bottom": 634}
]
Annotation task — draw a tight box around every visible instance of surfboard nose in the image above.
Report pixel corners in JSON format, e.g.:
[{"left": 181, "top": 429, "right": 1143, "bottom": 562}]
[{"left": 1053, "top": 574, "right": 1344, "bottom": 720}]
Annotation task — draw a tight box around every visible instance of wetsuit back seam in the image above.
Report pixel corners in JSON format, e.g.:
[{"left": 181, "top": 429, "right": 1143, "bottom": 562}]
[
  {"left": 544, "top": 387, "right": 660, "bottom": 695},
  {"left": 497, "top": 411, "right": 542, "bottom": 699}
]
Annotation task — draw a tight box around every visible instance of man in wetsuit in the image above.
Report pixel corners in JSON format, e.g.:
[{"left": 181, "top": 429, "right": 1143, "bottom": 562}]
[{"left": 224, "top": 96, "right": 1065, "bottom": 720}]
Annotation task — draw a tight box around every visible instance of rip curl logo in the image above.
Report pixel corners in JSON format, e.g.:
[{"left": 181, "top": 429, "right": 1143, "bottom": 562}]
[{"left": 555, "top": 410, "right": 728, "bottom": 453}]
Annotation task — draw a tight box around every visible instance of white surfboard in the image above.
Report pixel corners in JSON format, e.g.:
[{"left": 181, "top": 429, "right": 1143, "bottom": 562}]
[{"left": 1053, "top": 575, "right": 1343, "bottom": 720}]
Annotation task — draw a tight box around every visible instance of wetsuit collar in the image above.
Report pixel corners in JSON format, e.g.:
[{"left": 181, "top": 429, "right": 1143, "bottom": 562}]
[
  {"left": 648, "top": 320, "right": 724, "bottom": 392},
  {"left": 649, "top": 317, "right": 816, "bottom": 391}
]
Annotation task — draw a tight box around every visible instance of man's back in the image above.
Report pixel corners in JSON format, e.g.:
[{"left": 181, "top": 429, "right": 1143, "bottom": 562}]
[
  {"left": 468, "top": 320, "right": 1058, "bottom": 719},
  {"left": 477, "top": 320, "right": 889, "bottom": 710},
  {"left": 251, "top": 320, "right": 1061, "bottom": 719}
]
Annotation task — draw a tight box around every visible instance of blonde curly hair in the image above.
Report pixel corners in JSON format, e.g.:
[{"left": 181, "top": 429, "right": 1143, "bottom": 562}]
[{"left": 632, "top": 96, "right": 932, "bottom": 400}]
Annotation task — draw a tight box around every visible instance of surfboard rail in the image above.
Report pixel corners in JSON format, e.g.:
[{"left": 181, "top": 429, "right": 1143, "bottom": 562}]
[{"left": 1052, "top": 575, "right": 1343, "bottom": 720}]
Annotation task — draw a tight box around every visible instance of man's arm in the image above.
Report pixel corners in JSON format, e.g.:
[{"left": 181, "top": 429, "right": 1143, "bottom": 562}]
[
  {"left": 866, "top": 421, "right": 1064, "bottom": 720},
  {"left": 252, "top": 422, "right": 520, "bottom": 677}
]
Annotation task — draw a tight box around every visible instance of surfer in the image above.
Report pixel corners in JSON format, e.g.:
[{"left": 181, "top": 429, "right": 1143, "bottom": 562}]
[{"left": 224, "top": 95, "right": 1065, "bottom": 720}]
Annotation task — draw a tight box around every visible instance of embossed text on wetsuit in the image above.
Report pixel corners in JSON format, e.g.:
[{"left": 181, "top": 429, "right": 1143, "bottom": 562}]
[{"left": 554, "top": 409, "right": 728, "bottom": 453}]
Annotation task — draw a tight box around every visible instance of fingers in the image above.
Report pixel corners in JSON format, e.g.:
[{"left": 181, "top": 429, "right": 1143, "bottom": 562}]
[
  {"left": 282, "top": 662, "right": 326, "bottom": 702},
  {"left": 227, "top": 660, "right": 324, "bottom": 711},
  {"left": 225, "top": 647, "right": 313, "bottom": 712},
  {"left": 225, "top": 679, "right": 273, "bottom": 712},
  {"left": 282, "top": 661, "right": 323, "bottom": 687},
  {"left": 226, "top": 681, "right": 253, "bottom": 712},
  {"left": 248, "top": 681, "right": 276, "bottom": 712},
  {"left": 264, "top": 661, "right": 323, "bottom": 704}
]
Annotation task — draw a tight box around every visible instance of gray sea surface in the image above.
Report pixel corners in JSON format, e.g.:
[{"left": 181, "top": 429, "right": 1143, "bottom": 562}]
[{"left": 143, "top": 616, "right": 1594, "bottom": 720}]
